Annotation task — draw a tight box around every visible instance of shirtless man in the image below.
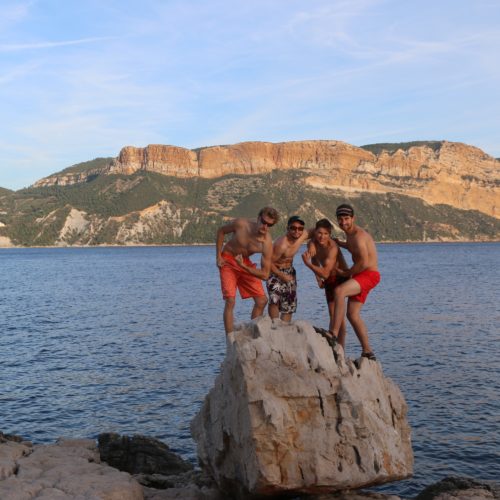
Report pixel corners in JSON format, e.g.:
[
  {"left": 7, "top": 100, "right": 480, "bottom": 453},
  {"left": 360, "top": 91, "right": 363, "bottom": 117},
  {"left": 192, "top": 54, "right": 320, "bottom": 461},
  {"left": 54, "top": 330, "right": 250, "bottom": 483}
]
[
  {"left": 216, "top": 207, "right": 279, "bottom": 334},
  {"left": 301, "top": 219, "right": 348, "bottom": 349},
  {"left": 331, "top": 204, "right": 381, "bottom": 360},
  {"left": 267, "top": 215, "right": 313, "bottom": 323}
]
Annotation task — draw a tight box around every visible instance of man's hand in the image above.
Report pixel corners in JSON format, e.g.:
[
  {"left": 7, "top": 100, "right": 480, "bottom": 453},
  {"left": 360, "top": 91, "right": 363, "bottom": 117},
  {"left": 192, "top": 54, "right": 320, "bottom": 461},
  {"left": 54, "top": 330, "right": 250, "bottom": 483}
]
[
  {"left": 315, "top": 275, "right": 325, "bottom": 289},
  {"left": 280, "top": 273, "right": 293, "bottom": 283},
  {"left": 306, "top": 241, "right": 317, "bottom": 258},
  {"left": 336, "top": 267, "right": 350, "bottom": 278},
  {"left": 216, "top": 255, "right": 225, "bottom": 268},
  {"left": 235, "top": 254, "right": 245, "bottom": 268},
  {"left": 302, "top": 250, "right": 312, "bottom": 266}
]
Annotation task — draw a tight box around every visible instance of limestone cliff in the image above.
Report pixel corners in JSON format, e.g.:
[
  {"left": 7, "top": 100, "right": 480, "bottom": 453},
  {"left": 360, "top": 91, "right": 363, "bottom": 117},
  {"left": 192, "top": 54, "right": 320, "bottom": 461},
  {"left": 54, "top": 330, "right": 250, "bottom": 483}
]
[{"left": 34, "top": 140, "right": 500, "bottom": 219}]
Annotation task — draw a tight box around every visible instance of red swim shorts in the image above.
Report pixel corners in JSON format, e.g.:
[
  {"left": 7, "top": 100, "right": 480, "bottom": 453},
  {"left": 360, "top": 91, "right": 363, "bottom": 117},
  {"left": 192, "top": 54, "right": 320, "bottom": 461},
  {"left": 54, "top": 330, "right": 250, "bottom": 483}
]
[
  {"left": 351, "top": 269, "right": 381, "bottom": 304},
  {"left": 219, "top": 252, "right": 265, "bottom": 300}
]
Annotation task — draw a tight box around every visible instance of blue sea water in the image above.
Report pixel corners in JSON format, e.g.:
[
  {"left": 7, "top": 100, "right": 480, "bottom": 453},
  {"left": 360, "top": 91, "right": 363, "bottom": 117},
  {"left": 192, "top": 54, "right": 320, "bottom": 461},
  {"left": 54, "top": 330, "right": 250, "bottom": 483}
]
[{"left": 0, "top": 243, "right": 498, "bottom": 498}]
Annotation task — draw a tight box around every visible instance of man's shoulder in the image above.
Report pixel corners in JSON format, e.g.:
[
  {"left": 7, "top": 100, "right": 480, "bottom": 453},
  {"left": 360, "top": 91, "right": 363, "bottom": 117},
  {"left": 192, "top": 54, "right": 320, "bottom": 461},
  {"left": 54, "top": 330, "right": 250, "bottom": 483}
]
[
  {"left": 232, "top": 217, "right": 255, "bottom": 229},
  {"left": 358, "top": 226, "right": 375, "bottom": 242},
  {"left": 326, "top": 241, "right": 338, "bottom": 255}
]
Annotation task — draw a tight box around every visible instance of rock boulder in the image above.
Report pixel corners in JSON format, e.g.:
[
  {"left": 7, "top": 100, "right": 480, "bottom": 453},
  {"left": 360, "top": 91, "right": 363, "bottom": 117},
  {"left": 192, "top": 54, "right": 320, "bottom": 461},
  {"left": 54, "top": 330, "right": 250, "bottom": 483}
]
[{"left": 191, "top": 317, "right": 413, "bottom": 496}]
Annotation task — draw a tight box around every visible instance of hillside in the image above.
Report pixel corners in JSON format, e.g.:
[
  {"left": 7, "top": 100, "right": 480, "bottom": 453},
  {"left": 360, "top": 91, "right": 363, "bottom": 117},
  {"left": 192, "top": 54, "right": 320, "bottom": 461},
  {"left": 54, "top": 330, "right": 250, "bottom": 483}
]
[
  {"left": 0, "top": 166, "right": 498, "bottom": 247},
  {"left": 33, "top": 140, "right": 499, "bottom": 221}
]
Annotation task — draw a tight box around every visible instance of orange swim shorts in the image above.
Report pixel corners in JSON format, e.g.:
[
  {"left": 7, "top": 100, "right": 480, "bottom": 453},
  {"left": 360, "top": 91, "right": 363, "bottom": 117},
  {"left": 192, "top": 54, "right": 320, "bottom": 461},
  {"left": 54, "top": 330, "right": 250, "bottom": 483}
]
[
  {"left": 219, "top": 252, "right": 266, "bottom": 300},
  {"left": 351, "top": 269, "right": 381, "bottom": 304}
]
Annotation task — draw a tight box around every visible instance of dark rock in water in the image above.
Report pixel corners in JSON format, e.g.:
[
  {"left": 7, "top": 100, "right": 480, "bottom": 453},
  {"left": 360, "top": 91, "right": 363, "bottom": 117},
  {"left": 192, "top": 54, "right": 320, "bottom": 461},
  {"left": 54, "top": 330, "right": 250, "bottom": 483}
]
[
  {"left": 98, "top": 432, "right": 193, "bottom": 475},
  {"left": 136, "top": 469, "right": 216, "bottom": 489},
  {"left": 415, "top": 476, "right": 500, "bottom": 500},
  {"left": 0, "top": 431, "right": 24, "bottom": 443}
]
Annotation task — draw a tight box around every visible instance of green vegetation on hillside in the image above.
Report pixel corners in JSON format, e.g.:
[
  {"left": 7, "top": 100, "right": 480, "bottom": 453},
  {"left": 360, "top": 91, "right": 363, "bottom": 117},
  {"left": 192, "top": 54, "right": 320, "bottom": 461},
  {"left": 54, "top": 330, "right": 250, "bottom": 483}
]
[
  {"left": 2, "top": 168, "right": 499, "bottom": 246},
  {"left": 361, "top": 141, "right": 443, "bottom": 155},
  {"left": 57, "top": 157, "right": 114, "bottom": 175}
]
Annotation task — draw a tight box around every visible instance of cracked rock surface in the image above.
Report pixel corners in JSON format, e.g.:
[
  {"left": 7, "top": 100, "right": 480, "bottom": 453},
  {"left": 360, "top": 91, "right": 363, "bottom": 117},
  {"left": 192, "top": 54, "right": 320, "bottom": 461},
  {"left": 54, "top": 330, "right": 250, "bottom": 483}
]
[
  {"left": 191, "top": 317, "right": 414, "bottom": 496},
  {"left": 0, "top": 437, "right": 143, "bottom": 499}
]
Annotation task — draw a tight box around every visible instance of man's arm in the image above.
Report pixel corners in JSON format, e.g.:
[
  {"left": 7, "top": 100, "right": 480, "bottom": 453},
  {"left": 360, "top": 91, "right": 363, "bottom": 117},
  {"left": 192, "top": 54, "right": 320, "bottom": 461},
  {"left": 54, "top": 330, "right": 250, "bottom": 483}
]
[
  {"left": 302, "top": 246, "right": 337, "bottom": 280},
  {"left": 336, "top": 246, "right": 349, "bottom": 272},
  {"left": 216, "top": 219, "right": 238, "bottom": 267},
  {"left": 235, "top": 235, "right": 273, "bottom": 280},
  {"left": 333, "top": 237, "right": 348, "bottom": 249},
  {"left": 312, "top": 256, "right": 325, "bottom": 288},
  {"left": 336, "top": 236, "right": 368, "bottom": 277},
  {"left": 269, "top": 238, "right": 293, "bottom": 282}
]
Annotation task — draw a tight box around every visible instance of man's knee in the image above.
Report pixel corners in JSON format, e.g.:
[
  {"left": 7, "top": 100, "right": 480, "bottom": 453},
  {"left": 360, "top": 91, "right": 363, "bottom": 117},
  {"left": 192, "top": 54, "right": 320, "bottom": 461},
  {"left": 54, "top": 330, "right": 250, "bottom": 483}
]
[
  {"left": 346, "top": 309, "right": 358, "bottom": 323},
  {"left": 225, "top": 297, "right": 236, "bottom": 308},
  {"left": 334, "top": 286, "right": 346, "bottom": 301},
  {"left": 347, "top": 303, "right": 362, "bottom": 323},
  {"left": 254, "top": 296, "right": 267, "bottom": 309}
]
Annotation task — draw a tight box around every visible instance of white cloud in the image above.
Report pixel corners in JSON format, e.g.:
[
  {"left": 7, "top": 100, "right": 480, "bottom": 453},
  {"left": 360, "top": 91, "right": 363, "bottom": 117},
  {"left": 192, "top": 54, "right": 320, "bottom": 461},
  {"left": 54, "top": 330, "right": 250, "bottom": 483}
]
[{"left": 0, "top": 36, "right": 119, "bottom": 52}]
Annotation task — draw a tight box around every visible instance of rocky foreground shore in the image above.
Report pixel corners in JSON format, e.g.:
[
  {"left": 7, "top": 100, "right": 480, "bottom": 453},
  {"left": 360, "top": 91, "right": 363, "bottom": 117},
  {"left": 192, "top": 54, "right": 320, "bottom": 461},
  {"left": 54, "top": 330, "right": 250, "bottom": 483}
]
[
  {"left": 0, "top": 431, "right": 497, "bottom": 499},
  {"left": 1, "top": 319, "right": 498, "bottom": 499}
]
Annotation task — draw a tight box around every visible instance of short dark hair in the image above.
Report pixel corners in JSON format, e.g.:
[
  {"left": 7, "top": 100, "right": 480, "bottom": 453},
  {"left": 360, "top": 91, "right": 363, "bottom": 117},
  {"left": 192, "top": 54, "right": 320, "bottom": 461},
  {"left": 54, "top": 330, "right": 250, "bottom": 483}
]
[
  {"left": 258, "top": 206, "right": 279, "bottom": 223},
  {"left": 315, "top": 218, "right": 333, "bottom": 232},
  {"left": 336, "top": 204, "right": 354, "bottom": 217},
  {"left": 287, "top": 215, "right": 305, "bottom": 227}
]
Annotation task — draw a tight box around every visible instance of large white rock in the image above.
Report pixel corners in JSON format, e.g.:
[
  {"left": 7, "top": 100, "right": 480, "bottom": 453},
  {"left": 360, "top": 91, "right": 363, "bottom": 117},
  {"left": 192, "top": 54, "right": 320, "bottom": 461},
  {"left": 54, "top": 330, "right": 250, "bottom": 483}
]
[
  {"left": 0, "top": 438, "right": 143, "bottom": 499},
  {"left": 191, "top": 317, "right": 413, "bottom": 496}
]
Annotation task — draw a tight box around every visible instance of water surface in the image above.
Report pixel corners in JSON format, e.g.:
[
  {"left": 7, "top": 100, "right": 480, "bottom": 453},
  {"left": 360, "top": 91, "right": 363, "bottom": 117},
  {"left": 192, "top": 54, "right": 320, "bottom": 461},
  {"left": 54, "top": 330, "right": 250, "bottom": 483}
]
[{"left": 0, "top": 243, "right": 498, "bottom": 497}]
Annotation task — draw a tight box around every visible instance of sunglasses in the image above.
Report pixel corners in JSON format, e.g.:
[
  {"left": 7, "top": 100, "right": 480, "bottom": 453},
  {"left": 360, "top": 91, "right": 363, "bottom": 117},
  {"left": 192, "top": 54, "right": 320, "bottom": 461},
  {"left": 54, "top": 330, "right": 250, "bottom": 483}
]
[
  {"left": 289, "top": 225, "right": 304, "bottom": 231},
  {"left": 259, "top": 217, "right": 275, "bottom": 228}
]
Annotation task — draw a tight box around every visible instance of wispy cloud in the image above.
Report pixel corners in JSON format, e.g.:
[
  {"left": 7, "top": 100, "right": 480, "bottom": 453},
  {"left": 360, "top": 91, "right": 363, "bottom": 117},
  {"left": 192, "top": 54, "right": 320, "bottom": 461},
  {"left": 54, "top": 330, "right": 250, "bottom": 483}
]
[
  {"left": 0, "top": 0, "right": 34, "bottom": 25},
  {"left": 0, "top": 36, "right": 119, "bottom": 52}
]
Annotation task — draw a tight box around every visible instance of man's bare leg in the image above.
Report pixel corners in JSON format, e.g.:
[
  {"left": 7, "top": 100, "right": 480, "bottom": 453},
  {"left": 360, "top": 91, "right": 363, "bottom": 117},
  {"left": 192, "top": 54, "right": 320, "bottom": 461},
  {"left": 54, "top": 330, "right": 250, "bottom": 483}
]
[
  {"left": 251, "top": 296, "right": 267, "bottom": 320},
  {"left": 280, "top": 312, "right": 292, "bottom": 323},
  {"left": 332, "top": 279, "right": 362, "bottom": 337},
  {"left": 347, "top": 299, "right": 373, "bottom": 354},
  {"left": 268, "top": 303, "right": 280, "bottom": 320},
  {"left": 328, "top": 300, "right": 347, "bottom": 349},
  {"left": 223, "top": 297, "right": 236, "bottom": 334}
]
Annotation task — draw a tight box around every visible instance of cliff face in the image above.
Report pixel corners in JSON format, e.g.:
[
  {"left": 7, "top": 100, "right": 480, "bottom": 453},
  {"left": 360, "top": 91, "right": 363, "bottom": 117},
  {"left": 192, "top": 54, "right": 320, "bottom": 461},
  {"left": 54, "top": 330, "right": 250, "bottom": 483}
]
[{"left": 33, "top": 140, "right": 499, "bottom": 218}]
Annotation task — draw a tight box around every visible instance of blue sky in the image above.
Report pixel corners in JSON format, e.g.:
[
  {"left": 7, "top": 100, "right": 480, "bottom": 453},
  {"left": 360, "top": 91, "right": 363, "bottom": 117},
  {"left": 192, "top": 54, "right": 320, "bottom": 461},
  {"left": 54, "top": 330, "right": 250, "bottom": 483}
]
[{"left": 1, "top": 0, "right": 499, "bottom": 190}]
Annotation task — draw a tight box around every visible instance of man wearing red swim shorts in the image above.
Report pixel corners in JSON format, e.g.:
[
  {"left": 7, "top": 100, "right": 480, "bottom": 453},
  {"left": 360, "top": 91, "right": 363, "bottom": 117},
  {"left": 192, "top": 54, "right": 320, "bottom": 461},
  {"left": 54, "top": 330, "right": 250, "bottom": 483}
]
[
  {"left": 216, "top": 207, "right": 279, "bottom": 335},
  {"left": 331, "top": 204, "right": 381, "bottom": 360}
]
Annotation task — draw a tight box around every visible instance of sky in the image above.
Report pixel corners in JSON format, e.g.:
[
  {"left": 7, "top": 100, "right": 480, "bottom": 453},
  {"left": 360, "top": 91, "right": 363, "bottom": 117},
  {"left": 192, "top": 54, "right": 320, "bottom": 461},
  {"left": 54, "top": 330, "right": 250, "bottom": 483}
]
[{"left": 0, "top": 0, "right": 499, "bottom": 190}]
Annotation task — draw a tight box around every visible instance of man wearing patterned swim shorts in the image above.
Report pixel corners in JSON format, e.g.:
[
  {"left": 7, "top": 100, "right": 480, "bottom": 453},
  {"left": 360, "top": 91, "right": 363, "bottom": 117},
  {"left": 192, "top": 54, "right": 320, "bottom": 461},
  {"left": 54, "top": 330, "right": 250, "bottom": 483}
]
[
  {"left": 267, "top": 216, "right": 313, "bottom": 323},
  {"left": 216, "top": 207, "right": 279, "bottom": 335},
  {"left": 331, "top": 204, "right": 381, "bottom": 361}
]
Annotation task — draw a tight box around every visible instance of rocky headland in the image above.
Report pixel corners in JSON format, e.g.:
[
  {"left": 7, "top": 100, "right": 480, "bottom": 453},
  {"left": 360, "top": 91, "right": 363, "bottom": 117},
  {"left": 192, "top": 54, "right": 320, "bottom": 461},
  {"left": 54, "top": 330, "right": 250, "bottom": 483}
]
[
  {"left": 1, "top": 140, "right": 499, "bottom": 246},
  {"left": 34, "top": 140, "right": 499, "bottom": 219}
]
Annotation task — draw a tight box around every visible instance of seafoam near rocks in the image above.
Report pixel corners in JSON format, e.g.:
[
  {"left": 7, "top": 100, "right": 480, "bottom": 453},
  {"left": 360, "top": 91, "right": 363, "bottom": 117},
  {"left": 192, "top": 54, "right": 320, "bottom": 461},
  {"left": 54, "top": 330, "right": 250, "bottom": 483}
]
[{"left": 191, "top": 317, "right": 413, "bottom": 496}]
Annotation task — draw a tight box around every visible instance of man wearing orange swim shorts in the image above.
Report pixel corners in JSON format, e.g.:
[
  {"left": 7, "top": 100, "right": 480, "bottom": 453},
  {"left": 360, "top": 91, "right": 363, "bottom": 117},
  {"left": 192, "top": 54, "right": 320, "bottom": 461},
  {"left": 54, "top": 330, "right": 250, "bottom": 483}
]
[
  {"left": 331, "top": 204, "right": 381, "bottom": 360},
  {"left": 216, "top": 207, "right": 279, "bottom": 335}
]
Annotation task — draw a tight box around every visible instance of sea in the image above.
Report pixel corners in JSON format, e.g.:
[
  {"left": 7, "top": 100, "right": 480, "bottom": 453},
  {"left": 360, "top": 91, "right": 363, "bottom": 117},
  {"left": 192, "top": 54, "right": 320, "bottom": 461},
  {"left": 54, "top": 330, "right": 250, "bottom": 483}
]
[{"left": 0, "top": 243, "right": 498, "bottom": 498}]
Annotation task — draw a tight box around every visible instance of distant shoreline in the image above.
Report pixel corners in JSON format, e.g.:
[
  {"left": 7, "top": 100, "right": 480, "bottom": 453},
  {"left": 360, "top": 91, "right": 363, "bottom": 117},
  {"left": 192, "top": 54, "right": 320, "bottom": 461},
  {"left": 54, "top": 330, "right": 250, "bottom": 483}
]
[{"left": 0, "top": 239, "right": 498, "bottom": 250}]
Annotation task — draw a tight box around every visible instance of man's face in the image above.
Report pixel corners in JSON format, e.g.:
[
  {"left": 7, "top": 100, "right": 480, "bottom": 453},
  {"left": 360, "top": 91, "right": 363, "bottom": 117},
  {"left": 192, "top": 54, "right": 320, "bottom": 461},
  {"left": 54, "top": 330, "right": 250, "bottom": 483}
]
[
  {"left": 287, "top": 222, "right": 305, "bottom": 240},
  {"left": 337, "top": 215, "right": 354, "bottom": 233},
  {"left": 315, "top": 227, "right": 331, "bottom": 246},
  {"left": 258, "top": 215, "right": 276, "bottom": 235}
]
